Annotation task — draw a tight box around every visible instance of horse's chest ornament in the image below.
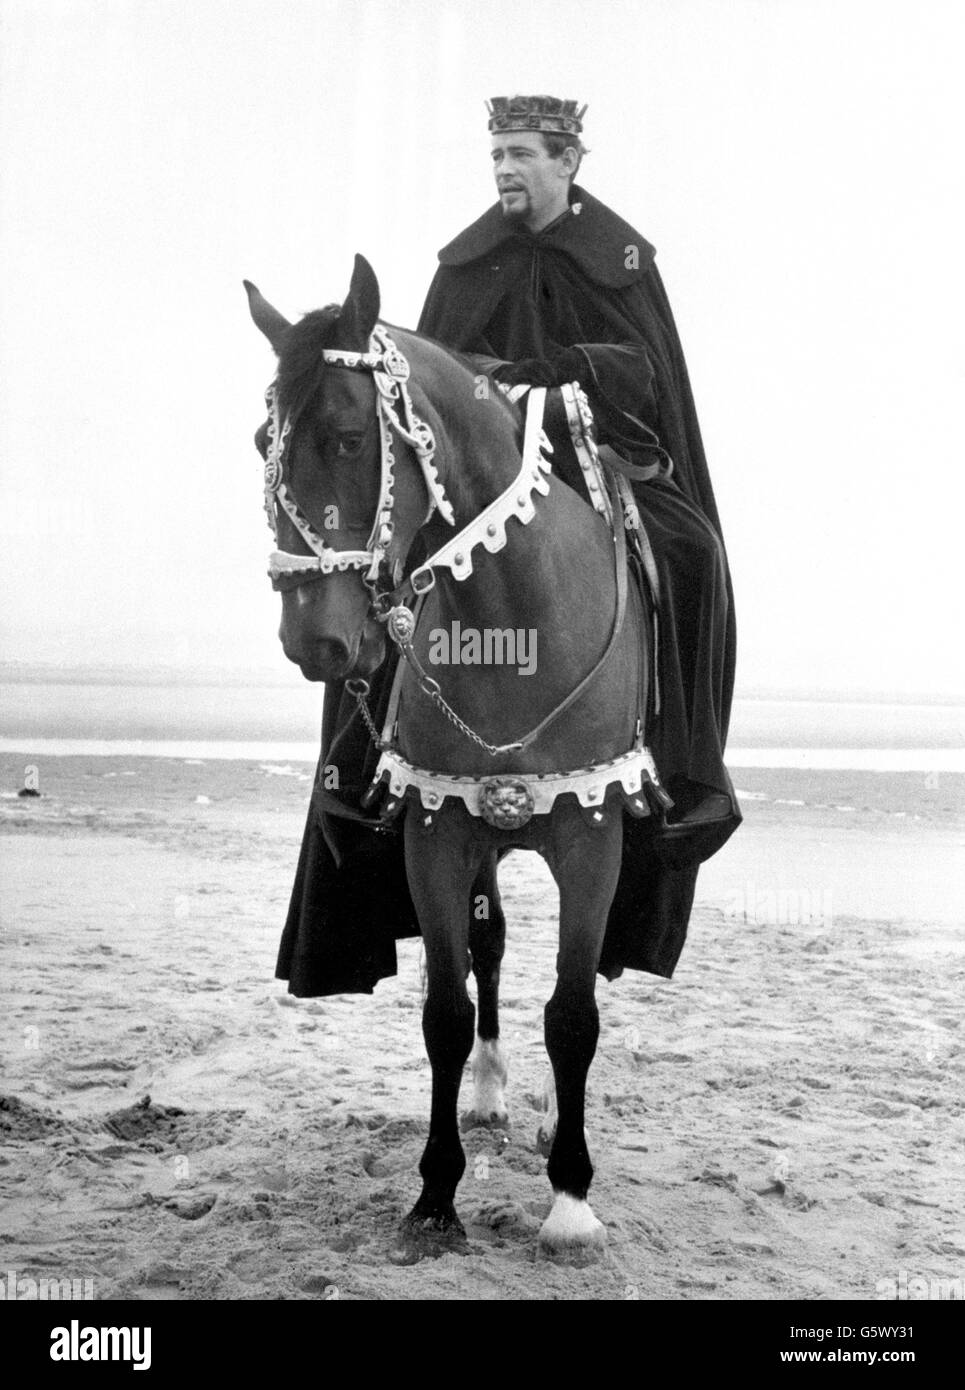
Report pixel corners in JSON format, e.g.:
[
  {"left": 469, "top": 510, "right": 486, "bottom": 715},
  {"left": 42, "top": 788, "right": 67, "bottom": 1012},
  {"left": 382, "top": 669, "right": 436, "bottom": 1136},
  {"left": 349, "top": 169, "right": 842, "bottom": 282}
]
[
  {"left": 479, "top": 778, "right": 536, "bottom": 830},
  {"left": 384, "top": 604, "right": 417, "bottom": 646},
  {"left": 364, "top": 743, "right": 671, "bottom": 833}
]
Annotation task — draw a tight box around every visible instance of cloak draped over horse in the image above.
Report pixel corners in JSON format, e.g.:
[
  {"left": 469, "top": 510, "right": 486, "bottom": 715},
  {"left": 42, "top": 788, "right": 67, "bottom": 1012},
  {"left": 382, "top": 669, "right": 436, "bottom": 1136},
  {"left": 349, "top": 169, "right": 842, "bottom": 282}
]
[{"left": 272, "top": 214, "right": 739, "bottom": 999}]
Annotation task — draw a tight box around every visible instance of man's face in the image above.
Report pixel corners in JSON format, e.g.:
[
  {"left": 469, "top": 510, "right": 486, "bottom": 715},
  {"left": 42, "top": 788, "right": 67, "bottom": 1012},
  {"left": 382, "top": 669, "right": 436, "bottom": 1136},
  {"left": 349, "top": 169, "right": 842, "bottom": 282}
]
[{"left": 490, "top": 131, "right": 571, "bottom": 227}]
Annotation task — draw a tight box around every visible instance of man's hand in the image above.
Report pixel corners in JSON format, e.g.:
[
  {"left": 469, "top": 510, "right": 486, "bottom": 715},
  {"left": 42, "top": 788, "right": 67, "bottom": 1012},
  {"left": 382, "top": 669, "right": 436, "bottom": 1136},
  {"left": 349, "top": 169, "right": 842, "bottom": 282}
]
[
  {"left": 490, "top": 347, "right": 588, "bottom": 388},
  {"left": 491, "top": 357, "right": 558, "bottom": 388},
  {"left": 547, "top": 346, "right": 588, "bottom": 383}
]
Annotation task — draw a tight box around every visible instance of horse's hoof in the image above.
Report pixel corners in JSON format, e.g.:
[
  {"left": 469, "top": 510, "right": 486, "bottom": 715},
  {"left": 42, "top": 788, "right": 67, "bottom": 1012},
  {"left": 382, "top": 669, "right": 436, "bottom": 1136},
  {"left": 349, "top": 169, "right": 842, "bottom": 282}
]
[
  {"left": 460, "top": 1107, "right": 509, "bottom": 1133},
  {"left": 390, "top": 1208, "right": 471, "bottom": 1264},
  {"left": 536, "top": 1193, "right": 607, "bottom": 1265}
]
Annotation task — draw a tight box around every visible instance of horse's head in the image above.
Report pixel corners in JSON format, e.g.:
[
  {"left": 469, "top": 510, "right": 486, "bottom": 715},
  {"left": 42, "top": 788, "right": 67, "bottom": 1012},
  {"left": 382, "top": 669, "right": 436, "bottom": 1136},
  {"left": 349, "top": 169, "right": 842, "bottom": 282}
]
[{"left": 245, "top": 256, "right": 436, "bottom": 682}]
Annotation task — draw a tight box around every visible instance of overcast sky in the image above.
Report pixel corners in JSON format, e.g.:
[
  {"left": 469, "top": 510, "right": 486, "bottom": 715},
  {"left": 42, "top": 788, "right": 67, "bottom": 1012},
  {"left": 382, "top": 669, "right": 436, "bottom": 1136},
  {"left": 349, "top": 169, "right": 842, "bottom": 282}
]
[{"left": 1, "top": 0, "right": 962, "bottom": 696}]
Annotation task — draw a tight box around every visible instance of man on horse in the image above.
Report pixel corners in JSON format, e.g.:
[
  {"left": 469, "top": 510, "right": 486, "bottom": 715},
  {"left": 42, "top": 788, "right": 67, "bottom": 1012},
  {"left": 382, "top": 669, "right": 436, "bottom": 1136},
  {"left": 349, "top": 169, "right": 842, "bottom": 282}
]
[
  {"left": 418, "top": 94, "right": 740, "bottom": 855},
  {"left": 271, "top": 96, "right": 740, "bottom": 999}
]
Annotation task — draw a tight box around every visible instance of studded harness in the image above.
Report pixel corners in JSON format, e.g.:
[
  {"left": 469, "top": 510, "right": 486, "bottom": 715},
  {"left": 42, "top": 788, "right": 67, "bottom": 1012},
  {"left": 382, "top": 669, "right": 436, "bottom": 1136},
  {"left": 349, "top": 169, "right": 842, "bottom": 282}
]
[{"left": 260, "top": 325, "right": 670, "bottom": 829}]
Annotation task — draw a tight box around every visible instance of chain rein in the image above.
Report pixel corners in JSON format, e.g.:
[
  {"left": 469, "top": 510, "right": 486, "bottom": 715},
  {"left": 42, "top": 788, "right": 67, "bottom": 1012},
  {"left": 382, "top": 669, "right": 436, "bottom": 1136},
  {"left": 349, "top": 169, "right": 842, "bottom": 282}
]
[{"left": 348, "top": 604, "right": 526, "bottom": 758}]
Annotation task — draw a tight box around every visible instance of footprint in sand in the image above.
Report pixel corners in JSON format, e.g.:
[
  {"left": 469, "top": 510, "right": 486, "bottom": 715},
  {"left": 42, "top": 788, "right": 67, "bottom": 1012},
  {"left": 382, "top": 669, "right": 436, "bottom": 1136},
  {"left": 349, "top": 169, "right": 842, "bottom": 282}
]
[
  {"left": 469, "top": 1200, "right": 542, "bottom": 1236},
  {"left": 361, "top": 1151, "right": 410, "bottom": 1179},
  {"left": 164, "top": 1194, "right": 217, "bottom": 1220},
  {"left": 0, "top": 1093, "right": 74, "bottom": 1140}
]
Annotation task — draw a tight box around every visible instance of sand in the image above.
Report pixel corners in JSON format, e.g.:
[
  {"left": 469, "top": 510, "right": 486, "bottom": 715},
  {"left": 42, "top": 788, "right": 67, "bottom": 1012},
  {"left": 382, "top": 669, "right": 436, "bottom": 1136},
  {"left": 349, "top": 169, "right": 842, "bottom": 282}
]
[{"left": 1, "top": 753, "right": 963, "bottom": 1301}]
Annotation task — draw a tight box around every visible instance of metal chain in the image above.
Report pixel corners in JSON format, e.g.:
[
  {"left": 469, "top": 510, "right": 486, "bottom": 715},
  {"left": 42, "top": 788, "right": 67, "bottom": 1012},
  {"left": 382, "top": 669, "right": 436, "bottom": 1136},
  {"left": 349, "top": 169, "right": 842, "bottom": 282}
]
[
  {"left": 346, "top": 671, "right": 520, "bottom": 758},
  {"left": 345, "top": 680, "right": 387, "bottom": 749},
  {"left": 419, "top": 677, "right": 523, "bottom": 757}
]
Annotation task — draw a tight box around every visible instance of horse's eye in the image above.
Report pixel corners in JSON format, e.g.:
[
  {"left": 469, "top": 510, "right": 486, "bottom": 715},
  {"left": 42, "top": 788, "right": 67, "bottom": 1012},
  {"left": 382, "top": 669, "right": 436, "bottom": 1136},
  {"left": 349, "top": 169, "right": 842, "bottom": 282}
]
[{"left": 336, "top": 432, "right": 365, "bottom": 459}]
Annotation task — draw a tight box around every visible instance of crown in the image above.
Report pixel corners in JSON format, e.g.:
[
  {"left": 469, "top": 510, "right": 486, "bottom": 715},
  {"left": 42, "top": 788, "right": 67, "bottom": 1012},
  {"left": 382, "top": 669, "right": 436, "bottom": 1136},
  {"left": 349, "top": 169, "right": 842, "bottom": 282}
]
[{"left": 486, "top": 94, "right": 587, "bottom": 136}]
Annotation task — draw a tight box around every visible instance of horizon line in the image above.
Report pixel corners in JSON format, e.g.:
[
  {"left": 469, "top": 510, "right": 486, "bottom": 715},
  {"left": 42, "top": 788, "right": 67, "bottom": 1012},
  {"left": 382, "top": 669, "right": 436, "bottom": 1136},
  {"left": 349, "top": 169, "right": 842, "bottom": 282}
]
[{"left": 0, "top": 659, "right": 963, "bottom": 706}]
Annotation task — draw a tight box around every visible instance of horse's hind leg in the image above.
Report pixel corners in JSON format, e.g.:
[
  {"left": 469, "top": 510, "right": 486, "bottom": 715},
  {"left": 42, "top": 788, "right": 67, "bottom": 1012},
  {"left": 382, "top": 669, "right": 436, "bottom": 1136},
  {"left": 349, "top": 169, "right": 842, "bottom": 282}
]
[
  {"left": 463, "top": 852, "right": 509, "bottom": 1130},
  {"left": 539, "top": 810, "right": 623, "bottom": 1261},
  {"left": 397, "top": 817, "right": 484, "bottom": 1259},
  {"left": 536, "top": 1065, "right": 558, "bottom": 1156}
]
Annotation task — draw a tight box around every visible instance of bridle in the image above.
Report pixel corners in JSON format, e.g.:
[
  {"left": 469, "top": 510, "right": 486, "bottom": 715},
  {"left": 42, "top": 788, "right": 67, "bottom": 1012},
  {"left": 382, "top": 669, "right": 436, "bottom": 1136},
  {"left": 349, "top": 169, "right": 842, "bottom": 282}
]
[
  {"left": 262, "top": 323, "right": 452, "bottom": 594},
  {"left": 261, "top": 323, "right": 634, "bottom": 759}
]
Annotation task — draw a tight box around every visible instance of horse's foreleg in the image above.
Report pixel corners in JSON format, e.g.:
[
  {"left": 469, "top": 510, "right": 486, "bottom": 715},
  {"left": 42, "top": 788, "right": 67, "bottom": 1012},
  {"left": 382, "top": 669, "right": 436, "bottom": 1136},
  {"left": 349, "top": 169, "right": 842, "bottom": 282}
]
[
  {"left": 539, "top": 814, "right": 623, "bottom": 1261},
  {"left": 398, "top": 819, "right": 482, "bottom": 1258},
  {"left": 464, "top": 853, "right": 509, "bottom": 1129}
]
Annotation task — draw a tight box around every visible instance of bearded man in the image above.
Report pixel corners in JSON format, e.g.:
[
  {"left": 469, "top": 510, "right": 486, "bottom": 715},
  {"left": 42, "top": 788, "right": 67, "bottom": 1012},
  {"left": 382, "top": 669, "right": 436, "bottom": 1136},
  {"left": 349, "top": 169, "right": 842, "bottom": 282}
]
[{"left": 418, "top": 95, "right": 740, "bottom": 852}]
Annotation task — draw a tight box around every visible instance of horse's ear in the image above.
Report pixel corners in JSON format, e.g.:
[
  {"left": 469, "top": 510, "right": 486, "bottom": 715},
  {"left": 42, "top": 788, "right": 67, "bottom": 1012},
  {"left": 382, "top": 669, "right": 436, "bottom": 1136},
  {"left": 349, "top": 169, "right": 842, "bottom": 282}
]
[
  {"left": 336, "top": 254, "right": 380, "bottom": 349},
  {"left": 244, "top": 280, "right": 291, "bottom": 354}
]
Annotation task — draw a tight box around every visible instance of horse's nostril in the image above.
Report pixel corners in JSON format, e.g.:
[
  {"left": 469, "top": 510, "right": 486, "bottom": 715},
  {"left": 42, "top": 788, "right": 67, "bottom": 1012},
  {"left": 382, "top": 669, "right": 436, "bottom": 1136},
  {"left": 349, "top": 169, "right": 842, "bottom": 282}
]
[
  {"left": 287, "top": 639, "right": 353, "bottom": 680},
  {"left": 280, "top": 634, "right": 348, "bottom": 673},
  {"left": 316, "top": 639, "right": 350, "bottom": 668}
]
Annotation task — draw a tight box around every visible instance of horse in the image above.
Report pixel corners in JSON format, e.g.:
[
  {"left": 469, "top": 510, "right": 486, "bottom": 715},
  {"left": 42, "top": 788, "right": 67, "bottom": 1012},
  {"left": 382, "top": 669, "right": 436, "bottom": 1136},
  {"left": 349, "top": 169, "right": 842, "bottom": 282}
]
[{"left": 245, "top": 255, "right": 669, "bottom": 1262}]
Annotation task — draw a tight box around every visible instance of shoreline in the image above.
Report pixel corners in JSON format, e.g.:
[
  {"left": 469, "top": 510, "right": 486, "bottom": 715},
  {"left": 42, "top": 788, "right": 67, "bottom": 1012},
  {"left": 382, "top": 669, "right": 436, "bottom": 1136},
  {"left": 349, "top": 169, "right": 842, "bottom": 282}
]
[
  {"left": 2, "top": 663, "right": 962, "bottom": 708},
  {"left": 1, "top": 738, "right": 964, "bottom": 771}
]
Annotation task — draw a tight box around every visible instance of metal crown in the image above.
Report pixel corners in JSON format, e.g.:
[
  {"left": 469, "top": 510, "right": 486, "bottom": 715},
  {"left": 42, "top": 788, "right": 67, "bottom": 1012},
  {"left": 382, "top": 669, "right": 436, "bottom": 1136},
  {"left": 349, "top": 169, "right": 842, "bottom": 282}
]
[{"left": 486, "top": 94, "right": 587, "bottom": 135}]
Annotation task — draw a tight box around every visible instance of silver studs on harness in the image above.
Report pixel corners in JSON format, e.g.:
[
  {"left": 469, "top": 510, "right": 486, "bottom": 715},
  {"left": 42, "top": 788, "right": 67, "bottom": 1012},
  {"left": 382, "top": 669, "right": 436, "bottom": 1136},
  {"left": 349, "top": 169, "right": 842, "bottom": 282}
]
[{"left": 262, "top": 325, "right": 452, "bottom": 589}]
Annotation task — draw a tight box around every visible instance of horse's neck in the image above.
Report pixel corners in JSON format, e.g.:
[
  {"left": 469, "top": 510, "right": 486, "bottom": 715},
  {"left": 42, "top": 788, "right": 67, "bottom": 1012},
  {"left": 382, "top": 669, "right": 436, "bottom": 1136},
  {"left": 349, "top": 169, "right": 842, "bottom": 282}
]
[
  {"left": 402, "top": 337, "right": 613, "bottom": 630},
  {"left": 399, "top": 352, "right": 638, "bottom": 768},
  {"left": 428, "top": 410, "right": 610, "bottom": 632}
]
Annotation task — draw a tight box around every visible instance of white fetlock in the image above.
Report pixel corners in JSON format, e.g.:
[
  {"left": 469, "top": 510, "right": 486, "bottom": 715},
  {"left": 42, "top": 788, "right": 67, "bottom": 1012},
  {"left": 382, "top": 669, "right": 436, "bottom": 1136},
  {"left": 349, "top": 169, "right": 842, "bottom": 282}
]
[
  {"left": 537, "top": 1192, "right": 607, "bottom": 1260},
  {"left": 463, "top": 1037, "right": 509, "bottom": 1128}
]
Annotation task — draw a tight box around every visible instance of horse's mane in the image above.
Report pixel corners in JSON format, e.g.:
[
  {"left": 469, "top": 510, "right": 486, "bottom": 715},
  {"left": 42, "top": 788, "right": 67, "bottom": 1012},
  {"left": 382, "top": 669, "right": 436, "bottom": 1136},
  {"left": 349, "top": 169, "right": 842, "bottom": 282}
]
[
  {"left": 390, "top": 325, "right": 524, "bottom": 518},
  {"left": 275, "top": 305, "right": 342, "bottom": 420}
]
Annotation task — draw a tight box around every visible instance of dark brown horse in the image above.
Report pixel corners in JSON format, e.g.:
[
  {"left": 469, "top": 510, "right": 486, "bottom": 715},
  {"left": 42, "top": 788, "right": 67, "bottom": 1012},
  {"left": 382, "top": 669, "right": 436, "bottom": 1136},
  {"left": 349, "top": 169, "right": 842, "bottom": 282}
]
[{"left": 246, "top": 255, "right": 666, "bottom": 1261}]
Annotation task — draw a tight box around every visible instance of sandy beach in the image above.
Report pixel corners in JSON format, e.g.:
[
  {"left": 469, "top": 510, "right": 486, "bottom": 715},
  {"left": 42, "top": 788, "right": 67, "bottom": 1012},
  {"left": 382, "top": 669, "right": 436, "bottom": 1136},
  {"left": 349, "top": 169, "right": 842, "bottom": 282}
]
[{"left": 1, "top": 752, "right": 963, "bottom": 1301}]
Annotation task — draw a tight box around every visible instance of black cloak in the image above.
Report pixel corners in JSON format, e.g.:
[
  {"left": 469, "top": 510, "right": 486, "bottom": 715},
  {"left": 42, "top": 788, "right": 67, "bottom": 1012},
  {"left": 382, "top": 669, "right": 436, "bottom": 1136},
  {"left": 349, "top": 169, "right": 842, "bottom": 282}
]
[
  {"left": 276, "top": 187, "right": 739, "bottom": 998},
  {"left": 417, "top": 187, "right": 740, "bottom": 835},
  {"left": 419, "top": 186, "right": 726, "bottom": 536}
]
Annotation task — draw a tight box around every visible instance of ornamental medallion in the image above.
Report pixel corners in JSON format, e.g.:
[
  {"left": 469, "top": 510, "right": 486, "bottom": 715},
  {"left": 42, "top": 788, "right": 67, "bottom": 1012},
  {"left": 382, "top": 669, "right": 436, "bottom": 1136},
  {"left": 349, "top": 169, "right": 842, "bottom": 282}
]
[
  {"left": 479, "top": 777, "right": 536, "bottom": 830},
  {"left": 386, "top": 605, "right": 416, "bottom": 644}
]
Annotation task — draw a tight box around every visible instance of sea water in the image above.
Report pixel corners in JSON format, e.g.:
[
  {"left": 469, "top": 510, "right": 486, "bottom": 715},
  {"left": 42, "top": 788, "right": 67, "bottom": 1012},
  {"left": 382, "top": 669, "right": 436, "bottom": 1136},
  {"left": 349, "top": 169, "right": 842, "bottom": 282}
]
[{"left": 0, "top": 679, "right": 963, "bottom": 770}]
